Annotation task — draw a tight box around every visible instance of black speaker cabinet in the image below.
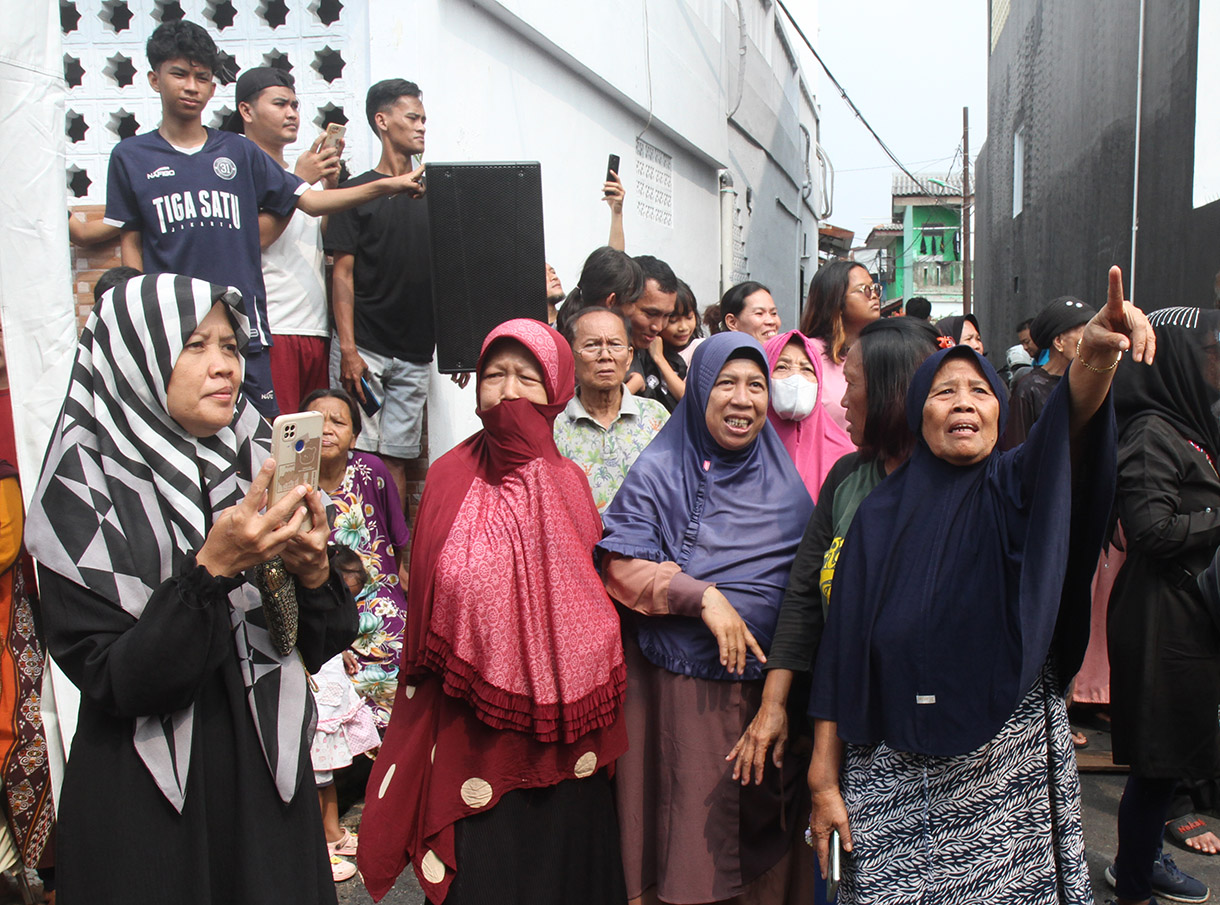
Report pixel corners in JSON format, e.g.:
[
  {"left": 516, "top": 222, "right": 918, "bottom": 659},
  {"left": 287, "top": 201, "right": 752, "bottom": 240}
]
[{"left": 425, "top": 162, "right": 547, "bottom": 372}]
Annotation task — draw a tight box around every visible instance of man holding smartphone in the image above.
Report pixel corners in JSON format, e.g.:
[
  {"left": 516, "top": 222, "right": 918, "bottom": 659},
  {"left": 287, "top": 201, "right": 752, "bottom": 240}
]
[
  {"left": 232, "top": 67, "right": 341, "bottom": 413},
  {"left": 326, "top": 79, "right": 436, "bottom": 510}
]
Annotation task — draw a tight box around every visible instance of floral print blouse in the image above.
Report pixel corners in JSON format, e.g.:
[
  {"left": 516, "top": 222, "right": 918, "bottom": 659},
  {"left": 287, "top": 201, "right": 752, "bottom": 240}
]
[{"left": 330, "top": 451, "right": 411, "bottom": 729}]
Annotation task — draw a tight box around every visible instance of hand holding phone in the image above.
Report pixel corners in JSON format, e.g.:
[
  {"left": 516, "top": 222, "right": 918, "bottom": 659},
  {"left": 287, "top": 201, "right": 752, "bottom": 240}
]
[
  {"left": 322, "top": 123, "right": 346, "bottom": 151},
  {"left": 605, "top": 154, "right": 621, "bottom": 195},
  {"left": 268, "top": 412, "right": 324, "bottom": 527},
  {"left": 827, "top": 829, "right": 842, "bottom": 900},
  {"left": 358, "top": 376, "right": 381, "bottom": 417}
]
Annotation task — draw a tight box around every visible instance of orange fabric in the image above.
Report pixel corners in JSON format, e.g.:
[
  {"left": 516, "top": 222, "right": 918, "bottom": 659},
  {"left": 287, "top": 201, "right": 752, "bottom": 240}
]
[
  {"left": 0, "top": 479, "right": 21, "bottom": 573},
  {"left": 0, "top": 479, "right": 23, "bottom": 763}
]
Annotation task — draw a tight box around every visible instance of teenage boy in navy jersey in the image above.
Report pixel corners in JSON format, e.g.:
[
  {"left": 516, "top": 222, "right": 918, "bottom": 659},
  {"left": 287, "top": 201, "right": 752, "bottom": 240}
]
[{"left": 104, "top": 20, "right": 423, "bottom": 418}]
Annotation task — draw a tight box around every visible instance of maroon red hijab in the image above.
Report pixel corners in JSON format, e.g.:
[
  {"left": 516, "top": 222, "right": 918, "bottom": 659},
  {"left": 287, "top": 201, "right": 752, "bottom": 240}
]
[
  {"left": 402, "top": 318, "right": 625, "bottom": 742},
  {"left": 361, "top": 320, "right": 628, "bottom": 901}
]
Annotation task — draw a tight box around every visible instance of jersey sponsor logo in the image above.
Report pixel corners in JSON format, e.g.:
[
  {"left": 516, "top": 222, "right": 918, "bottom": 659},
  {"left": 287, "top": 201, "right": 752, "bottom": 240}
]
[
  {"left": 150, "top": 190, "right": 242, "bottom": 232},
  {"left": 213, "top": 157, "right": 238, "bottom": 180},
  {"left": 146, "top": 166, "right": 176, "bottom": 180}
]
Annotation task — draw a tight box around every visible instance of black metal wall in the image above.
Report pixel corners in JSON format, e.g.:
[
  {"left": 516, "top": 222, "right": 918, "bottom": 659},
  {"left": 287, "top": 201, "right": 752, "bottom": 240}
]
[{"left": 975, "top": 0, "right": 1218, "bottom": 356}]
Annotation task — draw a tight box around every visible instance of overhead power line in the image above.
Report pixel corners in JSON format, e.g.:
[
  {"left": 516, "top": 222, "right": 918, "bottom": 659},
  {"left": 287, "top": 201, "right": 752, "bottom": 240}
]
[{"left": 774, "top": 0, "right": 947, "bottom": 200}]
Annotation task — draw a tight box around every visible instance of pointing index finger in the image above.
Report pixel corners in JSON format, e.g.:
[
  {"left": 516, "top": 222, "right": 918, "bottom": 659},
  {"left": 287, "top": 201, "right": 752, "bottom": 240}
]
[{"left": 1106, "top": 266, "right": 1126, "bottom": 320}]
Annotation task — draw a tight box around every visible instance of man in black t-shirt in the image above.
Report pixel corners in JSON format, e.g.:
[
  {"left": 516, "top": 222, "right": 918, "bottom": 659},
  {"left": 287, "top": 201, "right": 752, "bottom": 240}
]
[{"left": 327, "top": 79, "right": 435, "bottom": 507}]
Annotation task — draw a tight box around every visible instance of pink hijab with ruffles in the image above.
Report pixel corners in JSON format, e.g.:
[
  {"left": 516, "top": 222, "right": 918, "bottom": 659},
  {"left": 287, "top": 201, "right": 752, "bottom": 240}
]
[{"left": 763, "top": 329, "right": 855, "bottom": 501}]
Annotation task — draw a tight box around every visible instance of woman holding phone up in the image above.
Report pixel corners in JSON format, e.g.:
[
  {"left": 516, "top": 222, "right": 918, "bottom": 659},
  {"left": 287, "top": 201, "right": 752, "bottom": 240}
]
[{"left": 25, "top": 274, "right": 358, "bottom": 905}]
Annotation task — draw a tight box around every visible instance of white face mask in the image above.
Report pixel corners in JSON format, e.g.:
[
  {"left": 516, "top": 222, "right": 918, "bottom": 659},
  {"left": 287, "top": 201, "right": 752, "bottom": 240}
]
[{"left": 770, "top": 374, "right": 818, "bottom": 421}]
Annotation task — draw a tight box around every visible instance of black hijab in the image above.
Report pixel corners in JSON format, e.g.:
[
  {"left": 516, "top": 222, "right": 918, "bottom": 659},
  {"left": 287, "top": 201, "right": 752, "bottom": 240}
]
[
  {"left": 809, "top": 345, "right": 1116, "bottom": 755},
  {"left": 1114, "top": 307, "right": 1220, "bottom": 460},
  {"left": 935, "top": 313, "right": 980, "bottom": 345}
]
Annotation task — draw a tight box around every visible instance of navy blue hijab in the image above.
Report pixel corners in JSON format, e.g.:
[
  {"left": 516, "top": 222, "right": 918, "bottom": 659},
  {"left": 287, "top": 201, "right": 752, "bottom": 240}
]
[
  {"left": 809, "top": 345, "right": 1116, "bottom": 755},
  {"left": 598, "top": 332, "right": 814, "bottom": 681}
]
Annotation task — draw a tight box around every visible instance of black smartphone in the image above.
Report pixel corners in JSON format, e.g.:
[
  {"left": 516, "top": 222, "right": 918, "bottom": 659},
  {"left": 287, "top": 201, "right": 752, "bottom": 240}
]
[
  {"left": 605, "top": 154, "right": 620, "bottom": 193},
  {"left": 358, "top": 376, "right": 381, "bottom": 417}
]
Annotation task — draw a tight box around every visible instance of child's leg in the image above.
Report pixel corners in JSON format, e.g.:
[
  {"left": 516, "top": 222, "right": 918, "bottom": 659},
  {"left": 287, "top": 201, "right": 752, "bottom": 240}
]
[{"left": 318, "top": 777, "right": 342, "bottom": 844}]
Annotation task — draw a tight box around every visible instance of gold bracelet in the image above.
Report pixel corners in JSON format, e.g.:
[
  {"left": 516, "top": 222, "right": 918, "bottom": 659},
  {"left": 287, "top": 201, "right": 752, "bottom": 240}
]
[{"left": 1075, "top": 337, "right": 1121, "bottom": 373}]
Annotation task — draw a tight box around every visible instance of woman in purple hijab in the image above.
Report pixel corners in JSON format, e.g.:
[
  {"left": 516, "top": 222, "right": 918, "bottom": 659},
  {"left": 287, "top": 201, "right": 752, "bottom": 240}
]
[{"left": 599, "top": 332, "right": 815, "bottom": 905}]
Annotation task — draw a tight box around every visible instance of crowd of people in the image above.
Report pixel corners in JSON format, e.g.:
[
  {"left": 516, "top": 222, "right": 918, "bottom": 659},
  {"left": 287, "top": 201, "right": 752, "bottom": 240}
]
[{"left": 16, "top": 15, "right": 1217, "bottom": 905}]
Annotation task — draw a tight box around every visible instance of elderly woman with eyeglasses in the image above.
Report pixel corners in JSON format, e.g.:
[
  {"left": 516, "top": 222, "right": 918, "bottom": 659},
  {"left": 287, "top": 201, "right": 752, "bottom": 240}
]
[{"left": 798, "top": 261, "right": 883, "bottom": 434}]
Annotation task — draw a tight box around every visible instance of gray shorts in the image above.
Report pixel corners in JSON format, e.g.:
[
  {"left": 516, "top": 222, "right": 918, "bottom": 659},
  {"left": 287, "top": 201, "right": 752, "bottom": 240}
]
[{"left": 329, "top": 338, "right": 429, "bottom": 460}]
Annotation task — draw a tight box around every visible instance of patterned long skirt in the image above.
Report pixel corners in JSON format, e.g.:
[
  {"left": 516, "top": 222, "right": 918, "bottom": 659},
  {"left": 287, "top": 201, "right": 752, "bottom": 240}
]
[{"left": 838, "top": 666, "right": 1091, "bottom": 905}]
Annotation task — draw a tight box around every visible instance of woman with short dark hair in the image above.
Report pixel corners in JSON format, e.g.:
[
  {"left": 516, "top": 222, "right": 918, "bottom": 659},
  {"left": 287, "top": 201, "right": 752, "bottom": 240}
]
[{"left": 720, "top": 280, "right": 780, "bottom": 343}]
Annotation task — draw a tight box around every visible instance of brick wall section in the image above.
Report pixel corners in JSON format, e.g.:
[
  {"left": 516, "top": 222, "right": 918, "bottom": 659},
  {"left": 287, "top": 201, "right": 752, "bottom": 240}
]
[
  {"left": 70, "top": 205, "right": 122, "bottom": 333},
  {"left": 61, "top": 207, "right": 431, "bottom": 542}
]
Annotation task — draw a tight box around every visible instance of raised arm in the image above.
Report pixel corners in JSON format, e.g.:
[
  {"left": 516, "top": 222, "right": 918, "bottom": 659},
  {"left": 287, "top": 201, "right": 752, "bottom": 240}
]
[
  {"left": 1068, "top": 265, "right": 1155, "bottom": 439},
  {"left": 604, "top": 171, "right": 626, "bottom": 251},
  {"left": 295, "top": 166, "right": 424, "bottom": 217}
]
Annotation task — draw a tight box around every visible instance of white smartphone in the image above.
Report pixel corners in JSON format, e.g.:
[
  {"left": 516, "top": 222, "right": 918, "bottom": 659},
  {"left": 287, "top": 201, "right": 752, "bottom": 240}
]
[
  {"left": 827, "top": 829, "right": 842, "bottom": 900},
  {"left": 268, "top": 412, "right": 324, "bottom": 513}
]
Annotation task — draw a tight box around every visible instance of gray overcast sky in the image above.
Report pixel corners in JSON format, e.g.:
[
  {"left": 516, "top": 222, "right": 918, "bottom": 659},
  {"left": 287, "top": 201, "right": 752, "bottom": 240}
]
[{"left": 810, "top": 1, "right": 991, "bottom": 245}]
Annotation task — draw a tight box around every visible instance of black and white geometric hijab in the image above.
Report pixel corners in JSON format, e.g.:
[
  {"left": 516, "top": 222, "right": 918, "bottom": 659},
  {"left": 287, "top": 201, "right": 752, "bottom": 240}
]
[{"left": 25, "top": 273, "right": 312, "bottom": 813}]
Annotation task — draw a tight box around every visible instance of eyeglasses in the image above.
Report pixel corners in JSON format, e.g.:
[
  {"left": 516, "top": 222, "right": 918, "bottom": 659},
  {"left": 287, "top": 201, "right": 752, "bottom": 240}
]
[
  {"left": 576, "top": 342, "right": 631, "bottom": 360},
  {"left": 850, "top": 283, "right": 882, "bottom": 299}
]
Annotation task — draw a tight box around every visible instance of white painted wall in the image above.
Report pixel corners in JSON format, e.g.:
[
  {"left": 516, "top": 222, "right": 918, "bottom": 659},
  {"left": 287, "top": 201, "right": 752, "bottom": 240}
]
[
  {"left": 357, "top": 0, "right": 822, "bottom": 454},
  {"left": 48, "top": 0, "right": 825, "bottom": 461}
]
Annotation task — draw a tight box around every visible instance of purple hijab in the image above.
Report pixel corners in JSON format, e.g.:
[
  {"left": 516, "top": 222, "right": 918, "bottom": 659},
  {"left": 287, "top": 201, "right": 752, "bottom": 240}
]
[
  {"left": 598, "top": 332, "right": 814, "bottom": 681},
  {"left": 810, "top": 345, "right": 1116, "bottom": 754}
]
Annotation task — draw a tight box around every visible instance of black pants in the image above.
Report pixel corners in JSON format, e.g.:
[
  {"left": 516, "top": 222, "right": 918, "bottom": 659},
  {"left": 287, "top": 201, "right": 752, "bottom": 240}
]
[{"left": 1114, "top": 775, "right": 1177, "bottom": 901}]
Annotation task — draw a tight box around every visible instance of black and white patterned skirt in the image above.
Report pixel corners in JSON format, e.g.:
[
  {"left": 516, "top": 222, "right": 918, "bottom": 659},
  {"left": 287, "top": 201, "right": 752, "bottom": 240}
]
[{"left": 838, "top": 666, "right": 1091, "bottom": 904}]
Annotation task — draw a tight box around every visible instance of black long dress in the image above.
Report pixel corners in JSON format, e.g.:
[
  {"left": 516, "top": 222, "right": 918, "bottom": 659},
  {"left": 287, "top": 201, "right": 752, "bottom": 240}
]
[
  {"left": 1109, "top": 413, "right": 1220, "bottom": 778},
  {"left": 39, "top": 558, "right": 358, "bottom": 905}
]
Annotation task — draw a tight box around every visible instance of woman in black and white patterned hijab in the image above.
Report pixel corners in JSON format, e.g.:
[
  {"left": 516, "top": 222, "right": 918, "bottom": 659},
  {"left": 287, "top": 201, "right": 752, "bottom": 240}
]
[{"left": 26, "top": 273, "right": 357, "bottom": 905}]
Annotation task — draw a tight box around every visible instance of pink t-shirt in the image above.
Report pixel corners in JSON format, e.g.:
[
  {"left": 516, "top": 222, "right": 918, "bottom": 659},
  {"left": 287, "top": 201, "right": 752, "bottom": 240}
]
[{"left": 811, "top": 337, "right": 849, "bottom": 432}]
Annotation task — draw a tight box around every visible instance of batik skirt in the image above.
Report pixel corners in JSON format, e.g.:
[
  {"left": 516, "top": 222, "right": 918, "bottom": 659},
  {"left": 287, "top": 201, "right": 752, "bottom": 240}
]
[{"left": 838, "top": 665, "right": 1091, "bottom": 905}]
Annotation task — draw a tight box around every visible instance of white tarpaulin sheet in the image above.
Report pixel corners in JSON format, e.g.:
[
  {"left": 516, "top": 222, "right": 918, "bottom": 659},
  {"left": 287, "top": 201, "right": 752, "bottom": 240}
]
[
  {"left": 1194, "top": 0, "right": 1220, "bottom": 208},
  {"left": 0, "top": 0, "right": 83, "bottom": 807}
]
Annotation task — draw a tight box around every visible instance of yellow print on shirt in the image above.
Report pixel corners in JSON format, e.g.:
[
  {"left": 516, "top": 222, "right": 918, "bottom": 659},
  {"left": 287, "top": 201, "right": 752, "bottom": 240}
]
[{"left": 820, "top": 536, "right": 844, "bottom": 609}]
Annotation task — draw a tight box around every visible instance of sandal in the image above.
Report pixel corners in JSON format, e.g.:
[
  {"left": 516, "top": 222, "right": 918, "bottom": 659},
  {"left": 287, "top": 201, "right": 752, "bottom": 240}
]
[
  {"left": 330, "top": 855, "right": 356, "bottom": 882},
  {"left": 1071, "top": 729, "right": 1089, "bottom": 750},
  {"left": 1167, "top": 813, "right": 1219, "bottom": 855},
  {"left": 327, "top": 827, "right": 358, "bottom": 858}
]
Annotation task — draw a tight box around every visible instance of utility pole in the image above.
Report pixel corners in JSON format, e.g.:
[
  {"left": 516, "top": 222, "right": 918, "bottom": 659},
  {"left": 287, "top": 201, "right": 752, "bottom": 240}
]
[{"left": 962, "top": 106, "right": 971, "bottom": 315}]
